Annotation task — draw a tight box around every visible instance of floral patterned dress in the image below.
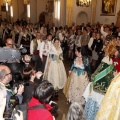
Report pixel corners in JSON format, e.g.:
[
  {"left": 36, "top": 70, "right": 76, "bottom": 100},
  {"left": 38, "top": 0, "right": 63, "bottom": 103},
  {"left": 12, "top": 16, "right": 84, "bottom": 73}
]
[{"left": 64, "top": 57, "right": 89, "bottom": 104}]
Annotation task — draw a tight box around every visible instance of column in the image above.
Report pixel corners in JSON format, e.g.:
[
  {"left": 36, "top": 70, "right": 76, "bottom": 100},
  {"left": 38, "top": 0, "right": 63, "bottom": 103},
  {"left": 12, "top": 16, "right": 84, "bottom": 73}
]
[
  {"left": 66, "top": 0, "right": 74, "bottom": 27},
  {"left": 90, "top": 0, "right": 97, "bottom": 24}
]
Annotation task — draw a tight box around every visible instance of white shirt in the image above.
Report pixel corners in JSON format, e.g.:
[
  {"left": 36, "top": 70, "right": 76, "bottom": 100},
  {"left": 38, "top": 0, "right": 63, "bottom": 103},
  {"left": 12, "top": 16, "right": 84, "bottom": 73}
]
[
  {"left": 88, "top": 37, "right": 94, "bottom": 48},
  {"left": 100, "top": 26, "right": 108, "bottom": 37},
  {"left": 30, "top": 39, "right": 43, "bottom": 58},
  {"left": 40, "top": 40, "right": 52, "bottom": 57},
  {"left": 58, "top": 32, "right": 64, "bottom": 42}
]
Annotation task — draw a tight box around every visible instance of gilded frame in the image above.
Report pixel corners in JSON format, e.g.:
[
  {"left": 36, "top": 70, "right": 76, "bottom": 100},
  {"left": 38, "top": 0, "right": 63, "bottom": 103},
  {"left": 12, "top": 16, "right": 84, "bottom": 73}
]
[{"left": 101, "top": 0, "right": 117, "bottom": 16}]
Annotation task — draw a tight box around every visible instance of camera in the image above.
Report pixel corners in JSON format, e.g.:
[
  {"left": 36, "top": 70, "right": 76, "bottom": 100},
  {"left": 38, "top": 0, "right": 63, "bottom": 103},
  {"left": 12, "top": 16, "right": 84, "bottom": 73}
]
[
  {"left": 4, "top": 72, "right": 28, "bottom": 120},
  {"left": 12, "top": 72, "right": 29, "bottom": 90},
  {"left": 49, "top": 101, "right": 58, "bottom": 117},
  {"left": 3, "top": 95, "right": 19, "bottom": 120}
]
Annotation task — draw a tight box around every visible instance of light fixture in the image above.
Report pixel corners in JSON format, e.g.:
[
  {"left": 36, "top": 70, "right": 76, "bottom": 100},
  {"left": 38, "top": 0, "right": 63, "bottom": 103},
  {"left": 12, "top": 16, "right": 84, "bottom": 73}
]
[
  {"left": 4, "top": 0, "right": 11, "bottom": 11},
  {"left": 76, "top": 0, "right": 91, "bottom": 7},
  {"left": 55, "top": 0, "right": 60, "bottom": 20},
  {"left": 27, "top": 4, "right": 30, "bottom": 18},
  {"left": 4, "top": 0, "right": 11, "bottom": 3},
  {"left": 24, "top": 0, "right": 30, "bottom": 5},
  {"left": 10, "top": 6, "right": 13, "bottom": 17},
  {"left": 6, "top": 2, "right": 8, "bottom": 11}
]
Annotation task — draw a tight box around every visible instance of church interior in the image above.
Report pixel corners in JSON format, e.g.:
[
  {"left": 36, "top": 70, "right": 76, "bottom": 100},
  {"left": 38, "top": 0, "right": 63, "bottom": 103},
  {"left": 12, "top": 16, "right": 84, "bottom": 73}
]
[
  {"left": 0, "top": 0, "right": 120, "bottom": 27},
  {"left": 0, "top": 0, "right": 120, "bottom": 120}
]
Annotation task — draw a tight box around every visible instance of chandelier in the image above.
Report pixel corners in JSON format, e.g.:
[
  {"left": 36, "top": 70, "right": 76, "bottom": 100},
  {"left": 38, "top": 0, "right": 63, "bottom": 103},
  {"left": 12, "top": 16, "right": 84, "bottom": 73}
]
[
  {"left": 76, "top": 0, "right": 91, "bottom": 7},
  {"left": 24, "top": 0, "right": 30, "bottom": 4},
  {"left": 4, "top": 0, "right": 11, "bottom": 3}
]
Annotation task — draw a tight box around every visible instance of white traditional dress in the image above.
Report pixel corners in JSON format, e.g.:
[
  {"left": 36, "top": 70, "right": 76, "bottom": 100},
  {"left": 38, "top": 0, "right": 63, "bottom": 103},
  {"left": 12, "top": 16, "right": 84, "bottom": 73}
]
[{"left": 44, "top": 44, "right": 67, "bottom": 89}]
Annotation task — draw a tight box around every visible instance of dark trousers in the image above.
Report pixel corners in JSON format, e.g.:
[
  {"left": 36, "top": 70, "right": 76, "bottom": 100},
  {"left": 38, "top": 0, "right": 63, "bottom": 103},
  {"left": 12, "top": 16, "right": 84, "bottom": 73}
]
[
  {"left": 42, "top": 56, "right": 47, "bottom": 72},
  {"left": 32, "top": 55, "right": 42, "bottom": 72}
]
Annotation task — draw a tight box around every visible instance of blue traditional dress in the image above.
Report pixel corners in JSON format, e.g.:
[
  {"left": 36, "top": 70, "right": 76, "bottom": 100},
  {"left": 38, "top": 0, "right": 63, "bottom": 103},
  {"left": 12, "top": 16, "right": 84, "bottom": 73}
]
[{"left": 63, "top": 57, "right": 89, "bottom": 104}]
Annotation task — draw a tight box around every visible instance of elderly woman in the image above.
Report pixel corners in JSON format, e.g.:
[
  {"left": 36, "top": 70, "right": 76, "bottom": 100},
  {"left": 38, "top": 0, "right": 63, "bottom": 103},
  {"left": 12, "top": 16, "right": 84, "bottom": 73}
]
[{"left": 67, "top": 102, "right": 85, "bottom": 120}]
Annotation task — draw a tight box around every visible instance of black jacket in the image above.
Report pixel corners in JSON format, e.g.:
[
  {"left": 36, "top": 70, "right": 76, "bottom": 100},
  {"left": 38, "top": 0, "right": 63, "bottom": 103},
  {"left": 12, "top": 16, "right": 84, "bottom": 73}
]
[{"left": 91, "top": 39, "right": 103, "bottom": 54}]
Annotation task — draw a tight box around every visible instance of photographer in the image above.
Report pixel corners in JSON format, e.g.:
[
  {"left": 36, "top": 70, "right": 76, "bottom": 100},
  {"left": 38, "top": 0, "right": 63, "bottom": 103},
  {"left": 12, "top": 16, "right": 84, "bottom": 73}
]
[
  {"left": 22, "top": 65, "right": 43, "bottom": 103},
  {"left": 0, "top": 83, "right": 7, "bottom": 120},
  {"left": 2, "top": 38, "right": 23, "bottom": 76},
  {"left": 0, "top": 77, "right": 23, "bottom": 120},
  {"left": 4, "top": 38, "right": 16, "bottom": 49},
  {"left": 0, "top": 65, "right": 24, "bottom": 108},
  {"left": 27, "top": 80, "right": 55, "bottom": 120}
]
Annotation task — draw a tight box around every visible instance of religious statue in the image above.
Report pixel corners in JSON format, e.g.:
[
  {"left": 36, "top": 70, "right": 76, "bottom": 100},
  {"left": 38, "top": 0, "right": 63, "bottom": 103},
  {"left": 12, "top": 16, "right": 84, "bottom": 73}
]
[{"left": 102, "top": 0, "right": 115, "bottom": 14}]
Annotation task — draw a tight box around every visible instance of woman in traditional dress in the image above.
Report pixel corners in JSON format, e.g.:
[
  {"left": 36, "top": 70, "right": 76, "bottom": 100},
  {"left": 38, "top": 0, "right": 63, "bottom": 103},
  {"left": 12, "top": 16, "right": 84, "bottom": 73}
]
[
  {"left": 63, "top": 47, "right": 91, "bottom": 104},
  {"left": 83, "top": 41, "right": 116, "bottom": 120},
  {"left": 44, "top": 38, "right": 67, "bottom": 91}
]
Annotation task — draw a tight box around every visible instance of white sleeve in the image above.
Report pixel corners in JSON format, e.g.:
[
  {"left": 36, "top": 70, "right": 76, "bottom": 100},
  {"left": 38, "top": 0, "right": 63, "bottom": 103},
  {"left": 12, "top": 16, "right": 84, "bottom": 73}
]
[
  {"left": 48, "top": 43, "right": 52, "bottom": 53},
  {"left": 39, "top": 42, "right": 44, "bottom": 58},
  {"left": 100, "top": 26, "right": 108, "bottom": 37},
  {"left": 30, "top": 40, "right": 33, "bottom": 55},
  {"left": 88, "top": 37, "right": 93, "bottom": 48},
  {"left": 59, "top": 33, "right": 64, "bottom": 41}
]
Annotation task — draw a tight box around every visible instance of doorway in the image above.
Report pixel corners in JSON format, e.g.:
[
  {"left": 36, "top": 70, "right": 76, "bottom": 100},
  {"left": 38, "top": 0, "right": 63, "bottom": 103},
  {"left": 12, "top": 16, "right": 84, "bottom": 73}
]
[
  {"left": 76, "top": 11, "right": 88, "bottom": 25},
  {"left": 39, "top": 12, "right": 49, "bottom": 27}
]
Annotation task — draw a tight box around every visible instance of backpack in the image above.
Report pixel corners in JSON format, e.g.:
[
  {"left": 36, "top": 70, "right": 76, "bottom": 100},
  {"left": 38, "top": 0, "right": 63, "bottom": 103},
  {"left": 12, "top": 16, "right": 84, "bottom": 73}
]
[
  {"left": 15, "top": 101, "right": 58, "bottom": 120},
  {"left": 15, "top": 103, "right": 46, "bottom": 120}
]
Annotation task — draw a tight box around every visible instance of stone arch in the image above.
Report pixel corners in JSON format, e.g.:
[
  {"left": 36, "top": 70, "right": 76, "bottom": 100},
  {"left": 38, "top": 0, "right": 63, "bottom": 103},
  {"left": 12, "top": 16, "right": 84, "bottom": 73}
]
[{"left": 76, "top": 11, "right": 88, "bottom": 25}]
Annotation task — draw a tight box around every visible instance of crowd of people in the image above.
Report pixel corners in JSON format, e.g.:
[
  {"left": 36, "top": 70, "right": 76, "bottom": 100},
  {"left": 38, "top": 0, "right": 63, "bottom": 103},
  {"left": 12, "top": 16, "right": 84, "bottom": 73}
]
[{"left": 0, "top": 19, "right": 120, "bottom": 120}]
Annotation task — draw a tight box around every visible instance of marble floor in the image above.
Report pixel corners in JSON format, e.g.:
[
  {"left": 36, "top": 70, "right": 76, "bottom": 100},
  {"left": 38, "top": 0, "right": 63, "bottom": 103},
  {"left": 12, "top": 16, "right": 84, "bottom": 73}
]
[
  {"left": 53, "top": 58, "right": 72, "bottom": 120},
  {"left": 53, "top": 90, "right": 70, "bottom": 120}
]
